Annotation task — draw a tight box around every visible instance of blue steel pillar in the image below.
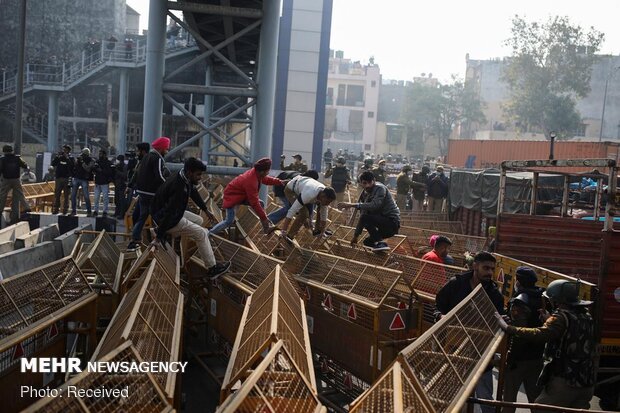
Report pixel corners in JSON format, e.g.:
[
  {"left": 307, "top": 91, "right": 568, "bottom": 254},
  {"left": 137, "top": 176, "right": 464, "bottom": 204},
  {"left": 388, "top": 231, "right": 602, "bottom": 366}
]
[
  {"left": 47, "top": 92, "right": 59, "bottom": 152},
  {"left": 118, "top": 69, "right": 129, "bottom": 155},
  {"left": 251, "top": 0, "right": 281, "bottom": 163},
  {"left": 141, "top": 0, "right": 167, "bottom": 142},
  {"left": 201, "top": 63, "right": 213, "bottom": 162}
]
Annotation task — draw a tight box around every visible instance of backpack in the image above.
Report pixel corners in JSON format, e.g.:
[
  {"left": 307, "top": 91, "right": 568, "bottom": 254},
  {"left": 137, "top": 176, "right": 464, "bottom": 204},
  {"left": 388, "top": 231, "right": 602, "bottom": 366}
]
[{"left": 539, "top": 309, "right": 595, "bottom": 387}]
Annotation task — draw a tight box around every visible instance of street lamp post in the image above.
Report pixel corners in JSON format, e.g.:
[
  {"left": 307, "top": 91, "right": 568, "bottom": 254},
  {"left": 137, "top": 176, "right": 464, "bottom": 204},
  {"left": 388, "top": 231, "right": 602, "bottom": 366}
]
[{"left": 599, "top": 65, "right": 620, "bottom": 142}]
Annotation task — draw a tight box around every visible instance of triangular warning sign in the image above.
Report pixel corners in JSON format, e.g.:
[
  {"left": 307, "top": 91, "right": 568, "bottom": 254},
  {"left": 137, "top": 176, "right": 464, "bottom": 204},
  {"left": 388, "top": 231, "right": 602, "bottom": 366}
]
[
  {"left": 497, "top": 268, "right": 505, "bottom": 283},
  {"left": 48, "top": 322, "right": 58, "bottom": 339},
  {"left": 305, "top": 286, "right": 311, "bottom": 301},
  {"left": 323, "top": 294, "right": 333, "bottom": 311},
  {"left": 347, "top": 303, "right": 357, "bottom": 320},
  {"left": 12, "top": 342, "right": 24, "bottom": 360},
  {"left": 397, "top": 301, "right": 407, "bottom": 310},
  {"left": 389, "top": 313, "right": 406, "bottom": 331},
  {"left": 343, "top": 373, "right": 353, "bottom": 390}
]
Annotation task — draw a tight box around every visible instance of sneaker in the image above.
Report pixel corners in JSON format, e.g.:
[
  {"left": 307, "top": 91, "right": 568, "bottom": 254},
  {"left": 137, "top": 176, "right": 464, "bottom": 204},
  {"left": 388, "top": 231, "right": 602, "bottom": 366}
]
[
  {"left": 206, "top": 261, "right": 231, "bottom": 280},
  {"left": 70, "top": 211, "right": 77, "bottom": 216},
  {"left": 363, "top": 238, "right": 375, "bottom": 248},
  {"left": 126, "top": 241, "right": 140, "bottom": 251},
  {"left": 372, "top": 242, "right": 390, "bottom": 252},
  {"left": 51, "top": 210, "right": 59, "bottom": 215},
  {"left": 92, "top": 211, "right": 98, "bottom": 217}
]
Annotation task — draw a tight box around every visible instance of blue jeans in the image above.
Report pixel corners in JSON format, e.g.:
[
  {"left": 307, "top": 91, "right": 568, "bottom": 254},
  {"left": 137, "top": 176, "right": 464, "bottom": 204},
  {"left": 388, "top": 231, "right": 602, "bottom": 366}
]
[
  {"left": 209, "top": 206, "right": 237, "bottom": 235},
  {"left": 131, "top": 194, "right": 153, "bottom": 241},
  {"left": 93, "top": 184, "right": 109, "bottom": 214},
  {"left": 71, "top": 178, "right": 91, "bottom": 213},
  {"left": 267, "top": 195, "right": 291, "bottom": 224}
]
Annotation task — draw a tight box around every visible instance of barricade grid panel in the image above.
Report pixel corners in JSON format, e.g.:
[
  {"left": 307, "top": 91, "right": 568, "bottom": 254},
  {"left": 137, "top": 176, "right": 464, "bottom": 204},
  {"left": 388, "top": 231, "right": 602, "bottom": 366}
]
[
  {"left": 0, "top": 257, "right": 91, "bottom": 342},
  {"left": 0, "top": 321, "right": 65, "bottom": 374},
  {"left": 399, "top": 226, "right": 486, "bottom": 256},
  {"left": 226, "top": 267, "right": 313, "bottom": 392},
  {"left": 93, "top": 261, "right": 182, "bottom": 398},
  {"left": 389, "top": 254, "right": 462, "bottom": 297},
  {"left": 25, "top": 342, "right": 172, "bottom": 413},
  {"left": 219, "top": 342, "right": 321, "bottom": 413},
  {"left": 399, "top": 285, "right": 502, "bottom": 413}
]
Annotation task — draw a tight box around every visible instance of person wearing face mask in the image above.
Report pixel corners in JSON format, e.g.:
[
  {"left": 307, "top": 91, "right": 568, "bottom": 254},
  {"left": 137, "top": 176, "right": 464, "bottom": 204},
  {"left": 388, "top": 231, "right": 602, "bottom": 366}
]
[
  {"left": 396, "top": 164, "right": 425, "bottom": 211},
  {"left": 92, "top": 149, "right": 113, "bottom": 217},
  {"left": 371, "top": 159, "right": 387, "bottom": 185},
  {"left": 501, "top": 267, "right": 545, "bottom": 413},
  {"left": 427, "top": 165, "right": 449, "bottom": 212},
  {"left": 435, "top": 251, "right": 504, "bottom": 413}
]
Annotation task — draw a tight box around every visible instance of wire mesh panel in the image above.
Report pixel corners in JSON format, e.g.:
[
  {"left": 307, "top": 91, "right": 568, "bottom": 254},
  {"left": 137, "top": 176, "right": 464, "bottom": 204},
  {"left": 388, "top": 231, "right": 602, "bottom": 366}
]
[
  {"left": 400, "top": 220, "right": 464, "bottom": 234},
  {"left": 121, "top": 245, "right": 180, "bottom": 294},
  {"left": 218, "top": 340, "right": 324, "bottom": 413},
  {"left": 398, "top": 226, "right": 486, "bottom": 255},
  {"left": 235, "top": 206, "right": 295, "bottom": 258},
  {"left": 222, "top": 265, "right": 315, "bottom": 398},
  {"left": 283, "top": 247, "right": 409, "bottom": 307},
  {"left": 23, "top": 341, "right": 173, "bottom": 413},
  {"left": 0, "top": 257, "right": 93, "bottom": 346},
  {"left": 75, "top": 230, "right": 123, "bottom": 293},
  {"left": 349, "top": 360, "right": 434, "bottom": 413},
  {"left": 398, "top": 284, "right": 504, "bottom": 413},
  {"left": 91, "top": 259, "right": 184, "bottom": 401}
]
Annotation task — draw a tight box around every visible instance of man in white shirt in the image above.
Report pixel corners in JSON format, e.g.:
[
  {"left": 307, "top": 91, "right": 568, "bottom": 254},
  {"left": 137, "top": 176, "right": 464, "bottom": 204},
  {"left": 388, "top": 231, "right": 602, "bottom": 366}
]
[{"left": 277, "top": 175, "right": 336, "bottom": 239}]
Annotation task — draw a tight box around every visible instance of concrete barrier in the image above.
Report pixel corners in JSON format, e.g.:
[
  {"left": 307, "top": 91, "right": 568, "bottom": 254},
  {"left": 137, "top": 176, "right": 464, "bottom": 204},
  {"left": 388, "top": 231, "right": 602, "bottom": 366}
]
[
  {"left": 0, "top": 241, "right": 62, "bottom": 280},
  {"left": 0, "top": 221, "right": 30, "bottom": 243},
  {"left": 54, "top": 223, "right": 93, "bottom": 257},
  {"left": 0, "top": 241, "right": 13, "bottom": 254},
  {"left": 14, "top": 224, "right": 60, "bottom": 249}
]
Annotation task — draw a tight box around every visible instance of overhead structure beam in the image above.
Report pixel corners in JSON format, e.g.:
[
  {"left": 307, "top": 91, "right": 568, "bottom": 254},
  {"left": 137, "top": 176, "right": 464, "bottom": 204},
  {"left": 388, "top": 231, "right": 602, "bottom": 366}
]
[
  {"left": 162, "top": 83, "right": 257, "bottom": 97},
  {"left": 164, "top": 93, "right": 254, "bottom": 163},
  {"left": 167, "top": 1, "right": 263, "bottom": 19}
]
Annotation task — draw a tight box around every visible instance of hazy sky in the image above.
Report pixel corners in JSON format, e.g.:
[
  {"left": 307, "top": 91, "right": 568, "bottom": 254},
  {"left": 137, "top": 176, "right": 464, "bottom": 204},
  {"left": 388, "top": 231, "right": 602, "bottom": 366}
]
[{"left": 127, "top": 0, "right": 620, "bottom": 83}]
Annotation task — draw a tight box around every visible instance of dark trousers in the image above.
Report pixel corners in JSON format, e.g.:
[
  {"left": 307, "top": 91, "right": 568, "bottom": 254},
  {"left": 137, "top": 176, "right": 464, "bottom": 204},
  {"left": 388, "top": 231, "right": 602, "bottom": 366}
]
[
  {"left": 131, "top": 194, "right": 153, "bottom": 241},
  {"left": 114, "top": 185, "right": 127, "bottom": 217},
  {"left": 359, "top": 214, "right": 399, "bottom": 243},
  {"left": 53, "top": 177, "right": 71, "bottom": 213}
]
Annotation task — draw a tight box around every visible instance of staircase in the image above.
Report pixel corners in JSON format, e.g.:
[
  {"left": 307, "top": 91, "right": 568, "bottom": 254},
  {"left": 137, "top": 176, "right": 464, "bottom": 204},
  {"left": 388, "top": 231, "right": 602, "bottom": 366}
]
[{"left": 0, "top": 37, "right": 198, "bottom": 104}]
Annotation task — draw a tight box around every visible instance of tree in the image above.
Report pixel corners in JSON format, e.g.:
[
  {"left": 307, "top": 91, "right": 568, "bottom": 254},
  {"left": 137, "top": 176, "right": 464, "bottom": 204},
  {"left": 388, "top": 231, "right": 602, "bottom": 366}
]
[
  {"left": 502, "top": 15, "right": 604, "bottom": 139},
  {"left": 401, "top": 77, "right": 486, "bottom": 156}
]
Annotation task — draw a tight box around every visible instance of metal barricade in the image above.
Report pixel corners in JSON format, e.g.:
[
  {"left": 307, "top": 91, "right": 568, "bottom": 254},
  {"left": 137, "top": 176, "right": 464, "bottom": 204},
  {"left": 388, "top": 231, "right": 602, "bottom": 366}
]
[
  {"left": 0, "top": 257, "right": 97, "bottom": 411},
  {"left": 23, "top": 340, "right": 174, "bottom": 413},
  {"left": 91, "top": 259, "right": 183, "bottom": 403},
  {"left": 399, "top": 225, "right": 486, "bottom": 265},
  {"left": 75, "top": 230, "right": 124, "bottom": 294},
  {"left": 221, "top": 265, "right": 316, "bottom": 401},
  {"left": 350, "top": 284, "right": 504, "bottom": 413}
]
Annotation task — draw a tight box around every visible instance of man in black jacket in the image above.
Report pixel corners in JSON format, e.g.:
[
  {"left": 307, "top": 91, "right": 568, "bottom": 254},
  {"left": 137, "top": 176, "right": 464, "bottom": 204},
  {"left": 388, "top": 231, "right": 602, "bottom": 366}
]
[
  {"left": 435, "top": 251, "right": 504, "bottom": 413},
  {"left": 113, "top": 155, "right": 128, "bottom": 219},
  {"left": 93, "top": 150, "right": 113, "bottom": 217},
  {"left": 0, "top": 145, "right": 31, "bottom": 225},
  {"left": 128, "top": 137, "right": 170, "bottom": 250},
  {"left": 71, "top": 148, "right": 95, "bottom": 216},
  {"left": 51, "top": 145, "right": 74, "bottom": 214},
  {"left": 151, "top": 158, "right": 229, "bottom": 278},
  {"left": 338, "top": 170, "right": 400, "bottom": 252}
]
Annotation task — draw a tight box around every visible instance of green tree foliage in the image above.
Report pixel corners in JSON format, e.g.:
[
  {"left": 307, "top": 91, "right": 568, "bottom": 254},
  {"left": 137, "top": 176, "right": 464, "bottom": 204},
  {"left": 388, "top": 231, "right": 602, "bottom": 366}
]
[
  {"left": 502, "top": 15, "right": 604, "bottom": 139},
  {"left": 401, "top": 77, "right": 485, "bottom": 155}
]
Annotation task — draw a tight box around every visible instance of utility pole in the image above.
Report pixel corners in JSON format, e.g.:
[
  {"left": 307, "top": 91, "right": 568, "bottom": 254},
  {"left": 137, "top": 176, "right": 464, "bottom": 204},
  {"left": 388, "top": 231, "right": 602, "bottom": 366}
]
[
  {"left": 599, "top": 64, "right": 620, "bottom": 142},
  {"left": 14, "top": 0, "right": 27, "bottom": 154}
]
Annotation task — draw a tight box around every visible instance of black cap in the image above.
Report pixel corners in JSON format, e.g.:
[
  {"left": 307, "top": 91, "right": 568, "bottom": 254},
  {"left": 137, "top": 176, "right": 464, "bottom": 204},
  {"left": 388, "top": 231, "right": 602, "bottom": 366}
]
[
  {"left": 293, "top": 154, "right": 302, "bottom": 160},
  {"left": 2, "top": 145, "right": 13, "bottom": 153},
  {"left": 516, "top": 266, "right": 537, "bottom": 286}
]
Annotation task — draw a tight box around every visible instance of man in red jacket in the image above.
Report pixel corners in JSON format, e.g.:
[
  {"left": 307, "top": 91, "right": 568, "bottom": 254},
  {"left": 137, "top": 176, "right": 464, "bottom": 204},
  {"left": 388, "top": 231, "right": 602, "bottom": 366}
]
[{"left": 209, "top": 158, "right": 286, "bottom": 235}]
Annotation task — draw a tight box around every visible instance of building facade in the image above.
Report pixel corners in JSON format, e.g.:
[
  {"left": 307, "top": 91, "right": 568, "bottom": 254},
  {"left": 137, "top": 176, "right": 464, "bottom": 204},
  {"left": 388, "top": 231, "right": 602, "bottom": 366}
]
[
  {"left": 323, "top": 51, "right": 380, "bottom": 157},
  {"left": 464, "top": 54, "right": 620, "bottom": 141}
]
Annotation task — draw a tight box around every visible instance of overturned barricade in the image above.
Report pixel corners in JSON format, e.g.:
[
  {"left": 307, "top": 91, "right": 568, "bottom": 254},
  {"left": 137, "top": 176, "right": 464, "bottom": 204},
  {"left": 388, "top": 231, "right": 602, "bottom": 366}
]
[
  {"left": 75, "top": 230, "right": 127, "bottom": 294},
  {"left": 282, "top": 248, "right": 422, "bottom": 385},
  {"left": 217, "top": 340, "right": 325, "bottom": 413},
  {"left": 91, "top": 258, "right": 184, "bottom": 404},
  {"left": 220, "top": 265, "right": 316, "bottom": 404},
  {"left": 0, "top": 257, "right": 97, "bottom": 411},
  {"left": 23, "top": 340, "right": 174, "bottom": 413},
  {"left": 120, "top": 244, "right": 179, "bottom": 296},
  {"left": 349, "top": 284, "right": 504, "bottom": 413}
]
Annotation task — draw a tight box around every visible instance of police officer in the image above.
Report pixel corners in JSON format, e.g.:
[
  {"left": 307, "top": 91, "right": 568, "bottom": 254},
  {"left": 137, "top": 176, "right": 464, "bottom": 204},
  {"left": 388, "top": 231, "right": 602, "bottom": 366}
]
[
  {"left": 325, "top": 156, "right": 352, "bottom": 203},
  {"left": 280, "top": 153, "right": 308, "bottom": 173},
  {"left": 496, "top": 279, "right": 596, "bottom": 411},
  {"left": 0, "top": 145, "right": 31, "bottom": 225},
  {"left": 371, "top": 159, "right": 387, "bottom": 185},
  {"left": 395, "top": 165, "right": 426, "bottom": 211},
  {"left": 502, "top": 267, "right": 545, "bottom": 413}
]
